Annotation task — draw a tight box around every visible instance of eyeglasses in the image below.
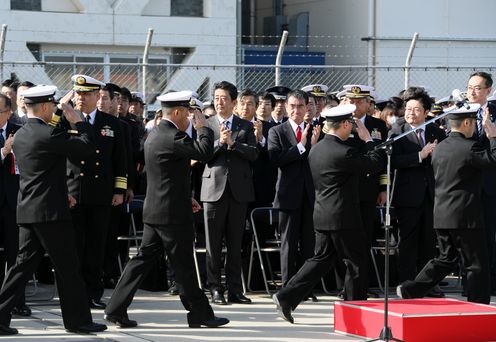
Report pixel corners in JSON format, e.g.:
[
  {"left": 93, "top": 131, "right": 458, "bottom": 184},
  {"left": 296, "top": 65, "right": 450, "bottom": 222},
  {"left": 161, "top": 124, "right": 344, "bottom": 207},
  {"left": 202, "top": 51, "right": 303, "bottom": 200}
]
[
  {"left": 0, "top": 108, "right": 10, "bottom": 115},
  {"left": 467, "top": 86, "right": 488, "bottom": 92}
]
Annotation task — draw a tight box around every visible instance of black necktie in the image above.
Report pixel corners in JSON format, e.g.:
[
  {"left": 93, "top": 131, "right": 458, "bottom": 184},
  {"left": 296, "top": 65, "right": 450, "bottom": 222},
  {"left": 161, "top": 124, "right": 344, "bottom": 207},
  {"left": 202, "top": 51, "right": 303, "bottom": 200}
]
[
  {"left": 0, "top": 129, "right": 4, "bottom": 149},
  {"left": 85, "top": 114, "right": 91, "bottom": 124},
  {"left": 416, "top": 129, "right": 425, "bottom": 147},
  {"left": 477, "top": 108, "right": 483, "bottom": 138}
]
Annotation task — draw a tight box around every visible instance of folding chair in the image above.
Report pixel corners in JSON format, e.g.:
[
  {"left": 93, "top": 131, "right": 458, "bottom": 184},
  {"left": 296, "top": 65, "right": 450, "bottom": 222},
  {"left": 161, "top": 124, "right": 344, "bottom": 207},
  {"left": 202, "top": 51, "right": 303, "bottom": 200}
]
[{"left": 117, "top": 197, "right": 144, "bottom": 272}]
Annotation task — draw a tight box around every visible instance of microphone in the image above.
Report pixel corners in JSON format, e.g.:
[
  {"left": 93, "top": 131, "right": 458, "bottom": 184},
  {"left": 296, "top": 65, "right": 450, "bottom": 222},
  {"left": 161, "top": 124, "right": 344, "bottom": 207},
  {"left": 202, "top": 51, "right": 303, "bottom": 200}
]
[{"left": 451, "top": 89, "right": 470, "bottom": 109}]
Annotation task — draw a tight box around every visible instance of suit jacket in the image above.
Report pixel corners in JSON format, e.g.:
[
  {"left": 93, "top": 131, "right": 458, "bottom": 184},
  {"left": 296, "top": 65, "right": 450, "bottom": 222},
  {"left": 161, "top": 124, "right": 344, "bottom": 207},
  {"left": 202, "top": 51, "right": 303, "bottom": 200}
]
[
  {"left": 433, "top": 132, "right": 496, "bottom": 229},
  {"left": 389, "top": 122, "right": 446, "bottom": 207},
  {"left": 13, "top": 118, "right": 94, "bottom": 224},
  {"left": 65, "top": 110, "right": 127, "bottom": 205},
  {"left": 200, "top": 115, "right": 258, "bottom": 203},
  {"left": 309, "top": 134, "right": 384, "bottom": 231},
  {"left": 143, "top": 120, "right": 213, "bottom": 225},
  {"left": 345, "top": 115, "right": 388, "bottom": 202},
  {"left": 268, "top": 120, "right": 315, "bottom": 210},
  {"left": 0, "top": 122, "right": 21, "bottom": 209},
  {"left": 252, "top": 120, "right": 278, "bottom": 204},
  {"left": 473, "top": 102, "right": 496, "bottom": 197}
]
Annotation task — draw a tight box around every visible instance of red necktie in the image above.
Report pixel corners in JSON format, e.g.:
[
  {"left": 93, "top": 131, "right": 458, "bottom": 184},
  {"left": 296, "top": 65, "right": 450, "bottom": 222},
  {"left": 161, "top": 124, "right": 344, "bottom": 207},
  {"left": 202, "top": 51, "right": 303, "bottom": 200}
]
[{"left": 296, "top": 126, "right": 302, "bottom": 143}]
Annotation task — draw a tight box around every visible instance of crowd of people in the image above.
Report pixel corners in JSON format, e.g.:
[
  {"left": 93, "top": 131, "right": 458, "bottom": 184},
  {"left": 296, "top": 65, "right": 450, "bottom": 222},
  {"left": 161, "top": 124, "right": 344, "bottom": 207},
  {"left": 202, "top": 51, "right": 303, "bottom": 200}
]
[{"left": 0, "top": 70, "right": 495, "bottom": 333}]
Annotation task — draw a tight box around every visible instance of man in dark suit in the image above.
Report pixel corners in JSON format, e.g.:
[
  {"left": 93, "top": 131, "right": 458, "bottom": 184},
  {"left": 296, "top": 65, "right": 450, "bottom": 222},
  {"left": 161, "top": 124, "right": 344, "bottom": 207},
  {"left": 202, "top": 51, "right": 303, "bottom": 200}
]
[
  {"left": 268, "top": 90, "right": 321, "bottom": 287},
  {"left": 466, "top": 71, "right": 496, "bottom": 293},
  {"left": 273, "top": 104, "right": 384, "bottom": 324},
  {"left": 64, "top": 74, "right": 127, "bottom": 309},
  {"left": 390, "top": 87, "right": 446, "bottom": 289},
  {"left": 0, "top": 85, "right": 106, "bottom": 335},
  {"left": 398, "top": 104, "right": 496, "bottom": 304},
  {"left": 0, "top": 94, "right": 31, "bottom": 316},
  {"left": 201, "top": 81, "right": 258, "bottom": 305},
  {"left": 237, "top": 89, "right": 277, "bottom": 208},
  {"left": 256, "top": 92, "right": 276, "bottom": 122},
  {"left": 105, "top": 91, "right": 228, "bottom": 328}
]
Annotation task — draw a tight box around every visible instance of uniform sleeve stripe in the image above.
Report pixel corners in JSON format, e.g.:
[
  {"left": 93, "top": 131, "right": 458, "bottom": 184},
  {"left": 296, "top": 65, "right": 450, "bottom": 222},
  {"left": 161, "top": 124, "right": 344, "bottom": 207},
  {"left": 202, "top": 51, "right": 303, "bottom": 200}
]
[{"left": 379, "top": 174, "right": 389, "bottom": 185}]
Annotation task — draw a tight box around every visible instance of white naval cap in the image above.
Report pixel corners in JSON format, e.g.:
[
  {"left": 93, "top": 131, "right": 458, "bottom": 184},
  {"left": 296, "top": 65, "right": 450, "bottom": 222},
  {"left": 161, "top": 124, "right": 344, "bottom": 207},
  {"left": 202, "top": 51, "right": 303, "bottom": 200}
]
[
  {"left": 447, "top": 103, "right": 481, "bottom": 120},
  {"left": 157, "top": 90, "right": 195, "bottom": 108},
  {"left": 343, "top": 84, "right": 375, "bottom": 99},
  {"left": 20, "top": 85, "right": 58, "bottom": 104},
  {"left": 321, "top": 104, "right": 356, "bottom": 122},
  {"left": 71, "top": 74, "right": 105, "bottom": 92},
  {"left": 301, "top": 84, "right": 328, "bottom": 97},
  {"left": 336, "top": 89, "right": 347, "bottom": 99},
  {"left": 190, "top": 97, "right": 203, "bottom": 110}
]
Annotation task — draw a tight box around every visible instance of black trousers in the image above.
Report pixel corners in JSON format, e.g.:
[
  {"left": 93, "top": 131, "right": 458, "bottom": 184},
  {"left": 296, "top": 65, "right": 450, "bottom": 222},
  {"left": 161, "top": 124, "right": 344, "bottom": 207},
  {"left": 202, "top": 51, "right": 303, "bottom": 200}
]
[
  {"left": 104, "top": 204, "right": 129, "bottom": 280},
  {"left": 0, "top": 222, "right": 92, "bottom": 328},
  {"left": 279, "top": 194, "right": 315, "bottom": 286},
  {"left": 72, "top": 204, "right": 111, "bottom": 300},
  {"left": 0, "top": 203, "right": 26, "bottom": 306},
  {"left": 203, "top": 186, "right": 248, "bottom": 293},
  {"left": 482, "top": 193, "right": 496, "bottom": 290},
  {"left": 396, "top": 197, "right": 436, "bottom": 282},
  {"left": 277, "top": 229, "right": 368, "bottom": 309},
  {"left": 401, "top": 229, "right": 490, "bottom": 304},
  {"left": 105, "top": 223, "right": 213, "bottom": 324}
]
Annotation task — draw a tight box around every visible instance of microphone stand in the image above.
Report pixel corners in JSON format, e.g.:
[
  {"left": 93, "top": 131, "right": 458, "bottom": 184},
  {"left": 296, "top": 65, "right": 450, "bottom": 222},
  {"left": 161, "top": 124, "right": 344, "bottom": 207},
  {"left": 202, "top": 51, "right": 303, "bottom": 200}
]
[{"left": 367, "top": 100, "right": 470, "bottom": 342}]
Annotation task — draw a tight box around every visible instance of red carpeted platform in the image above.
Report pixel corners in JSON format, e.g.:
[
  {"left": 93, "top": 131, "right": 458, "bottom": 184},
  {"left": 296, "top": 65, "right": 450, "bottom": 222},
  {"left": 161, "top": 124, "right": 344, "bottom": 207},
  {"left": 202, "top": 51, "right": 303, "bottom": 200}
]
[{"left": 334, "top": 298, "right": 496, "bottom": 342}]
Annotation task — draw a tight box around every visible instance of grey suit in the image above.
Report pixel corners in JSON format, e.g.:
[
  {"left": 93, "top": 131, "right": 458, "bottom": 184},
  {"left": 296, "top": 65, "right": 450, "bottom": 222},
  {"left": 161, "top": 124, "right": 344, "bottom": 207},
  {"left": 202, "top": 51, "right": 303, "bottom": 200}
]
[{"left": 201, "top": 114, "right": 258, "bottom": 293}]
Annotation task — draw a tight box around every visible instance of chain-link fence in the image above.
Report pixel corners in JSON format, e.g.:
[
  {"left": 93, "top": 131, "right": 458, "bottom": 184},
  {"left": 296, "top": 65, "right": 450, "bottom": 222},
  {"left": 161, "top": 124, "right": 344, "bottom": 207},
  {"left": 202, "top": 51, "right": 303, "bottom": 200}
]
[{"left": 1, "top": 61, "right": 494, "bottom": 104}]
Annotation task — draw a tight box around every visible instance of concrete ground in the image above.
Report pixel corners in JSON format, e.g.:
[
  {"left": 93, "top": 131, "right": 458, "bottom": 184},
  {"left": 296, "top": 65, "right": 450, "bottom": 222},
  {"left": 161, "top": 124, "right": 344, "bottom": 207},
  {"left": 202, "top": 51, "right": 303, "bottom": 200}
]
[{"left": 5, "top": 280, "right": 474, "bottom": 342}]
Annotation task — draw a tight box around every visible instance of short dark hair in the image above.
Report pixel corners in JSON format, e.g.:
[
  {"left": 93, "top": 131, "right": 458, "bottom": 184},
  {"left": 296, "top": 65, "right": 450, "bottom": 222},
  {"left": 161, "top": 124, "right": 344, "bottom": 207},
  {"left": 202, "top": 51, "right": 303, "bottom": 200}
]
[
  {"left": 17, "top": 81, "right": 35, "bottom": 89},
  {"left": 259, "top": 92, "right": 276, "bottom": 108},
  {"left": 469, "top": 71, "right": 493, "bottom": 88},
  {"left": 449, "top": 117, "right": 475, "bottom": 129},
  {"left": 286, "top": 89, "right": 309, "bottom": 105},
  {"left": 325, "top": 93, "right": 340, "bottom": 106},
  {"left": 119, "top": 87, "right": 132, "bottom": 101},
  {"left": 325, "top": 119, "right": 346, "bottom": 130},
  {"left": 402, "top": 87, "right": 433, "bottom": 111},
  {"left": 213, "top": 81, "right": 237, "bottom": 101},
  {"left": 238, "top": 88, "right": 258, "bottom": 105},
  {"left": 101, "top": 85, "right": 115, "bottom": 100},
  {"left": 1, "top": 79, "right": 18, "bottom": 90},
  {"left": 0, "top": 93, "right": 12, "bottom": 108}
]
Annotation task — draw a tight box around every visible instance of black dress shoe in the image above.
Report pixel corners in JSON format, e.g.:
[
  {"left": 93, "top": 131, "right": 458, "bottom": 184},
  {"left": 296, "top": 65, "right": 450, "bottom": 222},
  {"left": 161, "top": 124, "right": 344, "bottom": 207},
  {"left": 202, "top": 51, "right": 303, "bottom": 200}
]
[
  {"left": 189, "top": 316, "right": 229, "bottom": 328},
  {"left": 228, "top": 292, "right": 252, "bottom": 304},
  {"left": 211, "top": 290, "right": 227, "bottom": 305},
  {"left": 104, "top": 314, "right": 138, "bottom": 328},
  {"left": 272, "top": 294, "right": 294, "bottom": 324},
  {"left": 426, "top": 285, "right": 445, "bottom": 298},
  {"left": 0, "top": 324, "right": 18, "bottom": 335},
  {"left": 169, "top": 281, "right": 179, "bottom": 296},
  {"left": 66, "top": 322, "right": 107, "bottom": 333},
  {"left": 12, "top": 304, "right": 32, "bottom": 316},
  {"left": 304, "top": 293, "right": 318, "bottom": 302},
  {"left": 89, "top": 299, "right": 107, "bottom": 309}
]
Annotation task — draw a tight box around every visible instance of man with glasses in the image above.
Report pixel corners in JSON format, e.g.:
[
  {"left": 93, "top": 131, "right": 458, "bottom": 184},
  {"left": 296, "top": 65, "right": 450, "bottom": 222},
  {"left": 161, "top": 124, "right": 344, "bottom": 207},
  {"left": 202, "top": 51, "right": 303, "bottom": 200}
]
[
  {"left": 467, "top": 71, "right": 496, "bottom": 294},
  {"left": 272, "top": 104, "right": 384, "bottom": 324}
]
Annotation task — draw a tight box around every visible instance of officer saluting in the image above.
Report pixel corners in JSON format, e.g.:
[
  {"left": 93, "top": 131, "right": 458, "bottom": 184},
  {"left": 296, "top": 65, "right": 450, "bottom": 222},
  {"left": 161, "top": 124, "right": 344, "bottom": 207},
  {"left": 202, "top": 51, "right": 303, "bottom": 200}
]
[
  {"left": 398, "top": 104, "right": 496, "bottom": 304},
  {"left": 64, "top": 74, "right": 127, "bottom": 309},
  {"left": 104, "top": 91, "right": 229, "bottom": 328},
  {"left": 0, "top": 85, "right": 106, "bottom": 335}
]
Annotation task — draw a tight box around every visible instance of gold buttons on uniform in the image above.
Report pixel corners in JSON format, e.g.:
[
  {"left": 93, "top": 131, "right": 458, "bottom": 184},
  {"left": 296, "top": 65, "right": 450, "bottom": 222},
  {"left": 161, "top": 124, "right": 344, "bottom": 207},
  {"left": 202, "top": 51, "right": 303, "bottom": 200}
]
[
  {"left": 95, "top": 162, "right": 100, "bottom": 166},
  {"left": 95, "top": 175, "right": 99, "bottom": 179},
  {"left": 80, "top": 173, "right": 84, "bottom": 176},
  {"left": 81, "top": 161, "right": 85, "bottom": 165},
  {"left": 96, "top": 149, "right": 100, "bottom": 154}
]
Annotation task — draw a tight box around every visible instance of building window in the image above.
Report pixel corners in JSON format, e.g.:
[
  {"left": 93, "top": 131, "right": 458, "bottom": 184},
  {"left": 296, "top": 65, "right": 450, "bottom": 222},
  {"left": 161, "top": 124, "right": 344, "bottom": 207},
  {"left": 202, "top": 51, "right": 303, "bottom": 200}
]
[
  {"left": 171, "top": 0, "right": 203, "bottom": 17},
  {"left": 11, "top": 0, "right": 41, "bottom": 11}
]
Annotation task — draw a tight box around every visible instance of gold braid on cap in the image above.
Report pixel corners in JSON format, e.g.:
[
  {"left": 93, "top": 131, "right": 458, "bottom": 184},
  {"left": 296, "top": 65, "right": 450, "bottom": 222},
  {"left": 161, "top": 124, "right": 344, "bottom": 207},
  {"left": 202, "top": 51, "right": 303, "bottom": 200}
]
[{"left": 76, "top": 76, "right": 86, "bottom": 85}]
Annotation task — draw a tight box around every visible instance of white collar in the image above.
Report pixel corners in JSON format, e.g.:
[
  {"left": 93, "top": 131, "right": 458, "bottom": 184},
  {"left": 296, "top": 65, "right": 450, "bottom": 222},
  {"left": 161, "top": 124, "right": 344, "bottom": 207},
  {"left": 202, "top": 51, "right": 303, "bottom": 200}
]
[
  {"left": 0, "top": 121, "right": 7, "bottom": 135},
  {"left": 288, "top": 118, "right": 305, "bottom": 133},
  {"left": 83, "top": 109, "right": 97, "bottom": 124},
  {"left": 217, "top": 114, "right": 234, "bottom": 126}
]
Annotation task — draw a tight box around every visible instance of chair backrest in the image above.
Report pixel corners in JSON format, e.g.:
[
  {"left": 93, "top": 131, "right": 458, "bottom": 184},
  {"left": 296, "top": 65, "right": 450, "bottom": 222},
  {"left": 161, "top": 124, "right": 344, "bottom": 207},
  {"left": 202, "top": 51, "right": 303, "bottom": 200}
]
[{"left": 250, "top": 207, "right": 281, "bottom": 242}]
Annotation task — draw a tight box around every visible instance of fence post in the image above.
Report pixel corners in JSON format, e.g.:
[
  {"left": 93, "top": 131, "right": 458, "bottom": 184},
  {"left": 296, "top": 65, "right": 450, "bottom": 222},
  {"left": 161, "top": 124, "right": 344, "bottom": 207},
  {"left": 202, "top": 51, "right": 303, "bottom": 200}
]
[
  {"left": 404, "top": 32, "right": 419, "bottom": 89},
  {"left": 275, "top": 30, "right": 288, "bottom": 86},
  {"left": 0, "top": 24, "right": 8, "bottom": 80},
  {"left": 142, "top": 28, "right": 154, "bottom": 104}
]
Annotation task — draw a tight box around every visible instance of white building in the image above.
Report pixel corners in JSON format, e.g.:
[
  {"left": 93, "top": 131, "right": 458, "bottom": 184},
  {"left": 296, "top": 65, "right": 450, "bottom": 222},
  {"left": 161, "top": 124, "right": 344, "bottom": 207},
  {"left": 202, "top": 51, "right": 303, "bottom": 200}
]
[{"left": 0, "top": 0, "right": 239, "bottom": 101}]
